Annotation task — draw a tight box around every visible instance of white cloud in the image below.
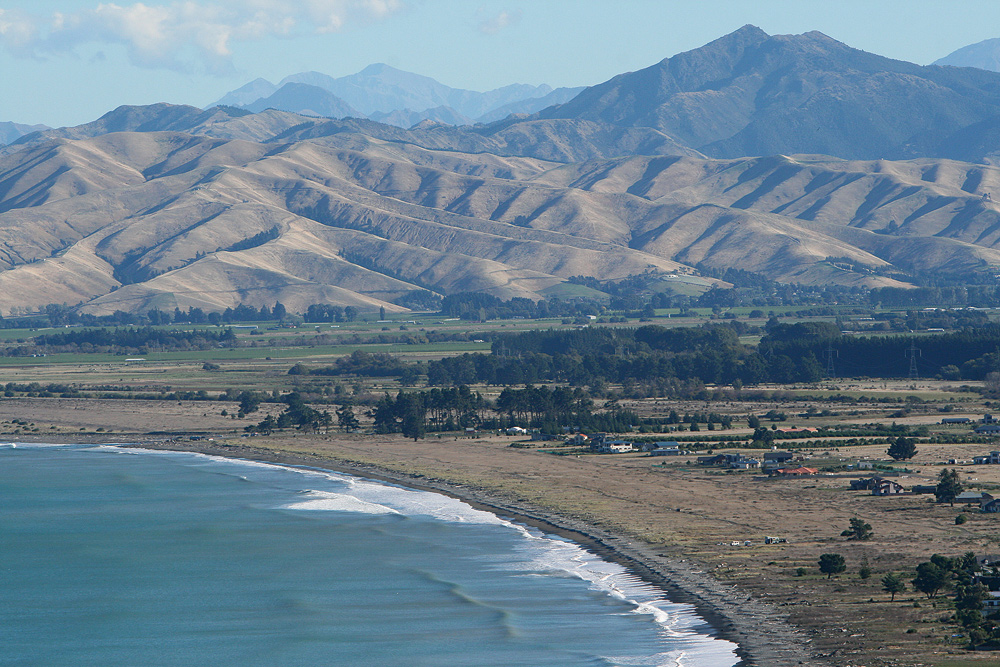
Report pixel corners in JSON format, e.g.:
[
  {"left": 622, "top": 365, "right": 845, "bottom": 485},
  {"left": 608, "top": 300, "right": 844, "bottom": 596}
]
[
  {"left": 478, "top": 8, "right": 520, "bottom": 35},
  {"left": 0, "top": 8, "right": 38, "bottom": 54},
  {"left": 0, "top": 1, "right": 402, "bottom": 73}
]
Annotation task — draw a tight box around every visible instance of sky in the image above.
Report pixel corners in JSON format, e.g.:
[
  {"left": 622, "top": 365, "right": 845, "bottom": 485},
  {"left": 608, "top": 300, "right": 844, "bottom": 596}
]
[{"left": 4, "top": 0, "right": 1000, "bottom": 127}]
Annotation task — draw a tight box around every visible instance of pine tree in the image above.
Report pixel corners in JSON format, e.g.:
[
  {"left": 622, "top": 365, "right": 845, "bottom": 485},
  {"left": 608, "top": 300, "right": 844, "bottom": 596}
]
[
  {"left": 935, "top": 468, "right": 963, "bottom": 506},
  {"left": 841, "top": 516, "right": 873, "bottom": 540},
  {"left": 881, "top": 572, "right": 905, "bottom": 601},
  {"left": 819, "top": 553, "right": 847, "bottom": 579},
  {"left": 336, "top": 403, "right": 359, "bottom": 432},
  {"left": 887, "top": 436, "right": 917, "bottom": 460}
]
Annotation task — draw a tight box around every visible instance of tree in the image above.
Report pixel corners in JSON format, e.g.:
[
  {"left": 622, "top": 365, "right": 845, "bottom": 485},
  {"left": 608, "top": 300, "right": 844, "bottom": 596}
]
[
  {"left": 819, "top": 553, "right": 847, "bottom": 579},
  {"left": 336, "top": 403, "right": 359, "bottom": 432},
  {"left": 371, "top": 394, "right": 398, "bottom": 434},
  {"left": 912, "top": 561, "right": 950, "bottom": 598},
  {"left": 881, "top": 572, "right": 905, "bottom": 601},
  {"left": 272, "top": 301, "right": 287, "bottom": 321},
  {"left": 841, "top": 516, "right": 873, "bottom": 540},
  {"left": 379, "top": 305, "right": 386, "bottom": 321},
  {"left": 935, "top": 468, "right": 963, "bottom": 506},
  {"left": 237, "top": 390, "right": 261, "bottom": 418},
  {"left": 318, "top": 410, "right": 333, "bottom": 433},
  {"left": 253, "top": 414, "right": 276, "bottom": 435},
  {"left": 398, "top": 393, "right": 426, "bottom": 441},
  {"left": 887, "top": 436, "right": 917, "bottom": 461}
]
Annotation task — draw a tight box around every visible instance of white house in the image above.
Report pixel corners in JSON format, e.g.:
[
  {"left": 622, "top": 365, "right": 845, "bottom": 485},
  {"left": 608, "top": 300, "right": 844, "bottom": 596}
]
[
  {"left": 973, "top": 451, "right": 1000, "bottom": 465},
  {"left": 599, "top": 440, "right": 633, "bottom": 454}
]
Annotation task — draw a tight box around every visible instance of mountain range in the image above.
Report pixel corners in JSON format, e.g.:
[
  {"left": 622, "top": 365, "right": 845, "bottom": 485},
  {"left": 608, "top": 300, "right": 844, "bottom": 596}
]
[
  {"left": 212, "top": 63, "right": 585, "bottom": 128},
  {"left": 4, "top": 26, "right": 1000, "bottom": 315}
]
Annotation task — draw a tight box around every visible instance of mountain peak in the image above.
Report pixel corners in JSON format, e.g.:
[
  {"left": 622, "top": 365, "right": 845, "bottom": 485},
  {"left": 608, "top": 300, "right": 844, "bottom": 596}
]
[
  {"left": 732, "top": 24, "right": 768, "bottom": 38},
  {"left": 934, "top": 37, "right": 1000, "bottom": 72},
  {"left": 358, "top": 63, "right": 399, "bottom": 76}
]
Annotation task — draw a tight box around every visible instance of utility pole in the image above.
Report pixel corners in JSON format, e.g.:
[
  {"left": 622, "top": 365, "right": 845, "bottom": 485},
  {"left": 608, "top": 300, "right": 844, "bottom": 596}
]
[
  {"left": 906, "top": 341, "right": 921, "bottom": 380},
  {"left": 824, "top": 342, "right": 838, "bottom": 379}
]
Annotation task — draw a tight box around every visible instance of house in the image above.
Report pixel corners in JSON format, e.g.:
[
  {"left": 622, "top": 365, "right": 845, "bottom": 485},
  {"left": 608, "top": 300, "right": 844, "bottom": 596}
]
[
  {"left": 773, "top": 466, "right": 819, "bottom": 477},
  {"left": 974, "top": 424, "right": 1000, "bottom": 434},
  {"left": 983, "top": 414, "right": 997, "bottom": 424},
  {"left": 982, "top": 498, "right": 1000, "bottom": 513},
  {"left": 984, "top": 591, "right": 1000, "bottom": 615},
  {"left": 699, "top": 453, "right": 757, "bottom": 468},
  {"left": 764, "top": 451, "right": 795, "bottom": 464},
  {"left": 978, "top": 555, "right": 1000, "bottom": 569},
  {"left": 851, "top": 476, "right": 893, "bottom": 491},
  {"left": 569, "top": 433, "right": 590, "bottom": 447},
  {"left": 598, "top": 440, "right": 633, "bottom": 454},
  {"left": 871, "top": 479, "right": 905, "bottom": 495},
  {"left": 648, "top": 442, "right": 681, "bottom": 456},
  {"left": 955, "top": 491, "right": 994, "bottom": 505},
  {"left": 762, "top": 451, "right": 796, "bottom": 472},
  {"left": 506, "top": 426, "right": 528, "bottom": 436},
  {"left": 973, "top": 451, "right": 1000, "bottom": 465}
]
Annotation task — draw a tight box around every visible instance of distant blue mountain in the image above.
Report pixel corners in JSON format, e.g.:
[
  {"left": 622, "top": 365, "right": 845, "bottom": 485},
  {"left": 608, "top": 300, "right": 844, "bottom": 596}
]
[
  {"left": 242, "top": 83, "right": 360, "bottom": 119},
  {"left": 0, "top": 121, "right": 50, "bottom": 145},
  {"left": 211, "top": 64, "right": 578, "bottom": 127},
  {"left": 934, "top": 37, "right": 1000, "bottom": 72}
]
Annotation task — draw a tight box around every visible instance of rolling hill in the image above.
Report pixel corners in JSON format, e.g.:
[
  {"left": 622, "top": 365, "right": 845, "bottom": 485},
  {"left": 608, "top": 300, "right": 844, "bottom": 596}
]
[
  {"left": 2, "top": 128, "right": 1000, "bottom": 315},
  {"left": 5, "top": 27, "right": 1000, "bottom": 315}
]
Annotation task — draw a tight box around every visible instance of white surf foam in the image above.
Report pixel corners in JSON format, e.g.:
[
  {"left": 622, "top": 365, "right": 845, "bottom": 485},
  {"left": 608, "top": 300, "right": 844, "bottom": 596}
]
[
  {"left": 281, "top": 490, "right": 400, "bottom": 515},
  {"left": 498, "top": 531, "right": 739, "bottom": 666}
]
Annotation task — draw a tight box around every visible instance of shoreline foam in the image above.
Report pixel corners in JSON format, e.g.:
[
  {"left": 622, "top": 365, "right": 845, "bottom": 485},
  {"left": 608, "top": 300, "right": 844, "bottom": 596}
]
[{"left": 122, "top": 440, "right": 823, "bottom": 667}]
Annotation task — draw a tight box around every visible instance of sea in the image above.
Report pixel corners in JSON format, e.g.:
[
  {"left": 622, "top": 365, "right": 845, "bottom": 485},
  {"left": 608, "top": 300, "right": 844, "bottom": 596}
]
[{"left": 0, "top": 443, "right": 739, "bottom": 667}]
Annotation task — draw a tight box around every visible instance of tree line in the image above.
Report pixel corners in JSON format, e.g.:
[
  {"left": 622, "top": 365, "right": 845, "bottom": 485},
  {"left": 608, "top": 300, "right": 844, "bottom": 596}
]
[{"left": 415, "top": 323, "right": 1000, "bottom": 389}]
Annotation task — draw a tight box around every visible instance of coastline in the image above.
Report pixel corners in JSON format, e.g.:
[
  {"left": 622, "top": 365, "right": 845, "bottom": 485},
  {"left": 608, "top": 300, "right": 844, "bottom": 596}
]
[{"left": 126, "top": 439, "right": 824, "bottom": 667}]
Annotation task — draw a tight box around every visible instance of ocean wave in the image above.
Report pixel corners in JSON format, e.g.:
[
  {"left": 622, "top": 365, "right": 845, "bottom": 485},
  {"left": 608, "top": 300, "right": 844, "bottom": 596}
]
[{"left": 280, "top": 490, "right": 400, "bottom": 515}]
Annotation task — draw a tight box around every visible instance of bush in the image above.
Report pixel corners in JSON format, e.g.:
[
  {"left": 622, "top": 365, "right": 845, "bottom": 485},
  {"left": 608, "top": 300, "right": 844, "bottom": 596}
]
[{"left": 956, "top": 514, "right": 968, "bottom": 525}]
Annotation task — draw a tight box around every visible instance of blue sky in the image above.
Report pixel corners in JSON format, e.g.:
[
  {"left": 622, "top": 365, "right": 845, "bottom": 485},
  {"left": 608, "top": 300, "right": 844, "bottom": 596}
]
[{"left": 4, "top": 0, "right": 1000, "bottom": 127}]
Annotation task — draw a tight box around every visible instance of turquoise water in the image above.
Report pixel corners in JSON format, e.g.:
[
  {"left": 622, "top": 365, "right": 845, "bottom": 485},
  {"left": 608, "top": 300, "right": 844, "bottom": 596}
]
[{"left": 0, "top": 444, "right": 738, "bottom": 667}]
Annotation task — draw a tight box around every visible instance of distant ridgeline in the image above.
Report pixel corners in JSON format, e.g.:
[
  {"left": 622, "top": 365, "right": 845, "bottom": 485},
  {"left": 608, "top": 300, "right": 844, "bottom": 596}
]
[{"left": 10, "top": 264, "right": 1000, "bottom": 329}]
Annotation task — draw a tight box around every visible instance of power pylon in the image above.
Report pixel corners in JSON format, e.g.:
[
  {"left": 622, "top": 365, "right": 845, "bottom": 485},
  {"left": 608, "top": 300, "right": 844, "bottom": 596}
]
[
  {"left": 824, "top": 342, "right": 838, "bottom": 379},
  {"left": 906, "top": 341, "right": 921, "bottom": 380}
]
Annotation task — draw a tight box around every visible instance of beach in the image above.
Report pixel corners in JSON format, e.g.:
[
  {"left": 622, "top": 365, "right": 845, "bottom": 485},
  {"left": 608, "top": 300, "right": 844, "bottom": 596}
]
[
  {"left": 129, "top": 436, "right": 823, "bottom": 667},
  {"left": 11, "top": 396, "right": 1000, "bottom": 666}
]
